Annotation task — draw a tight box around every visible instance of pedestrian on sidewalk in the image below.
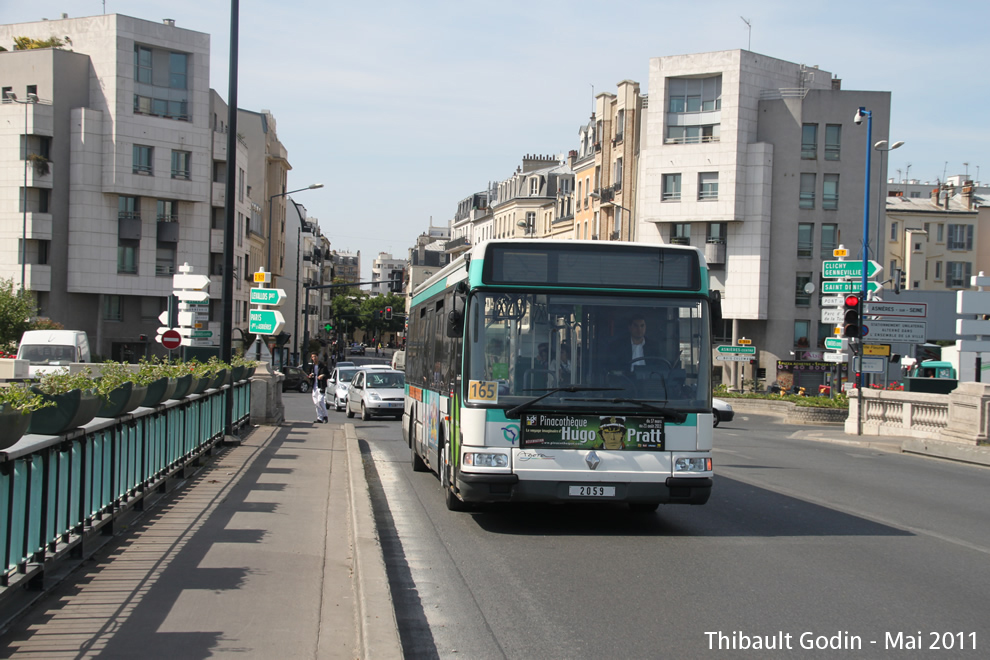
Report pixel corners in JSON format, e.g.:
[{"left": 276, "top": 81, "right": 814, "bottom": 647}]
[{"left": 308, "top": 352, "right": 329, "bottom": 423}]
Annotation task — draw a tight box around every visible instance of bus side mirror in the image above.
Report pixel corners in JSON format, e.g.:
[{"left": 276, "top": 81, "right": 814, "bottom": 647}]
[{"left": 446, "top": 310, "right": 463, "bottom": 337}]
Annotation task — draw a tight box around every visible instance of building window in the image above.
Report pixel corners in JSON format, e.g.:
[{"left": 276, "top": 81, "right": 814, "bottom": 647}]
[
  {"left": 530, "top": 177, "right": 539, "bottom": 195},
  {"left": 671, "top": 223, "right": 690, "bottom": 245},
  {"left": 103, "top": 295, "right": 123, "bottom": 321},
  {"left": 824, "top": 125, "right": 841, "bottom": 160},
  {"left": 156, "top": 246, "right": 176, "bottom": 275},
  {"left": 801, "top": 124, "right": 818, "bottom": 159},
  {"left": 820, "top": 223, "right": 838, "bottom": 258},
  {"left": 794, "top": 320, "right": 810, "bottom": 348},
  {"left": 133, "top": 145, "right": 153, "bottom": 175},
  {"left": 662, "top": 174, "right": 681, "bottom": 201},
  {"left": 799, "top": 173, "right": 816, "bottom": 209},
  {"left": 20, "top": 188, "right": 50, "bottom": 214},
  {"left": 947, "top": 224, "right": 974, "bottom": 250},
  {"left": 238, "top": 168, "right": 246, "bottom": 202},
  {"left": 169, "top": 52, "right": 187, "bottom": 89},
  {"left": 817, "top": 322, "right": 833, "bottom": 349},
  {"left": 171, "top": 150, "right": 191, "bottom": 179},
  {"left": 667, "top": 75, "right": 721, "bottom": 113},
  {"left": 935, "top": 261, "right": 942, "bottom": 280},
  {"left": 237, "top": 212, "right": 244, "bottom": 247},
  {"left": 823, "top": 174, "right": 839, "bottom": 210},
  {"left": 698, "top": 172, "right": 718, "bottom": 200},
  {"left": 890, "top": 221, "right": 898, "bottom": 240},
  {"left": 667, "top": 124, "right": 719, "bottom": 144},
  {"left": 937, "top": 224, "right": 944, "bottom": 242},
  {"left": 947, "top": 261, "right": 972, "bottom": 288},
  {"left": 707, "top": 222, "right": 727, "bottom": 243},
  {"left": 797, "top": 223, "right": 814, "bottom": 258},
  {"left": 795, "top": 273, "right": 812, "bottom": 307},
  {"left": 157, "top": 200, "right": 178, "bottom": 222},
  {"left": 118, "top": 240, "right": 139, "bottom": 274},
  {"left": 119, "top": 195, "right": 140, "bottom": 220},
  {"left": 134, "top": 45, "right": 152, "bottom": 84},
  {"left": 614, "top": 157, "right": 623, "bottom": 189}
]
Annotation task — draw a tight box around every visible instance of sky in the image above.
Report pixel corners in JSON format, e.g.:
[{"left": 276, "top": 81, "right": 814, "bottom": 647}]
[{"left": 4, "top": 0, "right": 989, "bottom": 281}]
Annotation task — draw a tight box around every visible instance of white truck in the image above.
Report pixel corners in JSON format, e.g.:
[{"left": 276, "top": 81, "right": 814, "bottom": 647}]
[{"left": 16, "top": 330, "right": 91, "bottom": 378}]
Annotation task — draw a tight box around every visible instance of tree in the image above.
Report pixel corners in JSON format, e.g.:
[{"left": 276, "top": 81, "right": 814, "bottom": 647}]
[
  {"left": 12, "top": 36, "right": 66, "bottom": 50},
  {"left": 0, "top": 278, "right": 37, "bottom": 351}
]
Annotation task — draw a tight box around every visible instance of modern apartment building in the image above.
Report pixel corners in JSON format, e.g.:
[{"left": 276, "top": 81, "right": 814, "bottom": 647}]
[
  {"left": 636, "top": 49, "right": 891, "bottom": 390},
  {"left": 371, "top": 252, "right": 407, "bottom": 295},
  {"left": 1, "top": 14, "right": 215, "bottom": 359}
]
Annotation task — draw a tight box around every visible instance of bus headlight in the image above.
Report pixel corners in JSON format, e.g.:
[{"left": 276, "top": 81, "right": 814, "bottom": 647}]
[
  {"left": 674, "top": 457, "right": 712, "bottom": 472},
  {"left": 463, "top": 452, "right": 508, "bottom": 468}
]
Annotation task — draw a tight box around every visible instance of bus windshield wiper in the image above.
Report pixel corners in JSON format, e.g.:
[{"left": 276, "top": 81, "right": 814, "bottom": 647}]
[
  {"left": 565, "top": 398, "right": 688, "bottom": 423},
  {"left": 505, "top": 386, "right": 621, "bottom": 418}
]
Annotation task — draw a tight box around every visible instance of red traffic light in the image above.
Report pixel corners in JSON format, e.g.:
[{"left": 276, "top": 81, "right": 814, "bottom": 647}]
[{"left": 843, "top": 294, "right": 860, "bottom": 308}]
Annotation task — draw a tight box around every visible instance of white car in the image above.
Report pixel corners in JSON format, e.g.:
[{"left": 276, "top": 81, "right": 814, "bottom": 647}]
[
  {"left": 346, "top": 369, "right": 406, "bottom": 420},
  {"left": 712, "top": 398, "right": 734, "bottom": 427}
]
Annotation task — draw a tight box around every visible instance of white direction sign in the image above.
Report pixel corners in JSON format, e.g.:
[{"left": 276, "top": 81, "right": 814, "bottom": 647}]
[
  {"left": 175, "top": 289, "right": 210, "bottom": 302},
  {"left": 715, "top": 354, "right": 751, "bottom": 362},
  {"left": 821, "top": 308, "right": 843, "bottom": 324},
  {"left": 957, "top": 290, "right": 990, "bottom": 314},
  {"left": 823, "top": 352, "right": 847, "bottom": 363},
  {"left": 863, "top": 301, "right": 927, "bottom": 318},
  {"left": 959, "top": 340, "right": 990, "bottom": 353},
  {"left": 863, "top": 320, "right": 927, "bottom": 343},
  {"left": 173, "top": 273, "right": 211, "bottom": 291},
  {"left": 822, "top": 296, "right": 844, "bottom": 307}
]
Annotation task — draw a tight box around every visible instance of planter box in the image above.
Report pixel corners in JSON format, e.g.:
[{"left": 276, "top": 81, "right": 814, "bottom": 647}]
[
  {"left": 28, "top": 388, "right": 102, "bottom": 435},
  {"left": 97, "top": 382, "right": 149, "bottom": 418},
  {"left": 170, "top": 374, "right": 195, "bottom": 400},
  {"left": 0, "top": 406, "right": 33, "bottom": 449},
  {"left": 140, "top": 377, "right": 177, "bottom": 407}
]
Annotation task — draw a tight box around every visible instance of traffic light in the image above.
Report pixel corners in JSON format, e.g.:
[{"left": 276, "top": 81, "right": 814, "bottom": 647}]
[
  {"left": 842, "top": 294, "right": 862, "bottom": 338},
  {"left": 893, "top": 267, "right": 904, "bottom": 294},
  {"left": 385, "top": 306, "right": 392, "bottom": 320}
]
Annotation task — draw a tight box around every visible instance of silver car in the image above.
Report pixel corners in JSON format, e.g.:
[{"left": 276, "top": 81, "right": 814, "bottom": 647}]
[
  {"left": 345, "top": 369, "right": 405, "bottom": 420},
  {"left": 328, "top": 366, "right": 359, "bottom": 412}
]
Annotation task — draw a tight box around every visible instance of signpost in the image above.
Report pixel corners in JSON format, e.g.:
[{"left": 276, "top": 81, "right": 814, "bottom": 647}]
[
  {"left": 249, "top": 288, "right": 286, "bottom": 306},
  {"left": 823, "top": 352, "right": 847, "bottom": 363},
  {"left": 822, "top": 260, "right": 882, "bottom": 280},
  {"left": 863, "top": 301, "right": 928, "bottom": 318},
  {"left": 861, "top": 320, "right": 927, "bottom": 343},
  {"left": 822, "top": 280, "right": 883, "bottom": 294},
  {"left": 824, "top": 337, "right": 846, "bottom": 351},
  {"left": 249, "top": 309, "right": 285, "bottom": 335},
  {"left": 716, "top": 345, "right": 756, "bottom": 355}
]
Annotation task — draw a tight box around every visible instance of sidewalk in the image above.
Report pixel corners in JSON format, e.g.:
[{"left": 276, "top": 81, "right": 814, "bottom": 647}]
[{"left": 0, "top": 422, "right": 401, "bottom": 659}]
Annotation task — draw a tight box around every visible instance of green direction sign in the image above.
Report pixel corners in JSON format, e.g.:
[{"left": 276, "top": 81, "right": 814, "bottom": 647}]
[
  {"left": 822, "top": 260, "right": 882, "bottom": 279},
  {"left": 824, "top": 337, "right": 845, "bottom": 350},
  {"left": 249, "top": 287, "right": 286, "bottom": 306},
  {"left": 716, "top": 345, "right": 756, "bottom": 355},
  {"left": 821, "top": 280, "right": 883, "bottom": 294},
  {"left": 191, "top": 330, "right": 213, "bottom": 338},
  {"left": 249, "top": 309, "right": 285, "bottom": 335}
]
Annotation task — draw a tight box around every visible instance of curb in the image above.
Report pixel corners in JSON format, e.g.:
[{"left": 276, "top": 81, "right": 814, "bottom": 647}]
[{"left": 346, "top": 424, "right": 403, "bottom": 659}]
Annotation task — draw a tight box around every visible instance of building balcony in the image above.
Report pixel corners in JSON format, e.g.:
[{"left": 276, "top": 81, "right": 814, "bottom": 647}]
[
  {"left": 212, "top": 131, "right": 227, "bottom": 162},
  {"left": 210, "top": 228, "right": 224, "bottom": 253},
  {"left": 24, "top": 159, "right": 53, "bottom": 188},
  {"left": 212, "top": 181, "right": 226, "bottom": 208},
  {"left": 705, "top": 240, "right": 726, "bottom": 265},
  {"left": 445, "top": 236, "right": 471, "bottom": 255},
  {"left": 25, "top": 212, "right": 53, "bottom": 240},
  {"left": 25, "top": 264, "right": 51, "bottom": 292}
]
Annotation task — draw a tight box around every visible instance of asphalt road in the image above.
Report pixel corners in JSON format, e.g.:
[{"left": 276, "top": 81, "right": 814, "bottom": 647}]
[{"left": 283, "top": 389, "right": 990, "bottom": 659}]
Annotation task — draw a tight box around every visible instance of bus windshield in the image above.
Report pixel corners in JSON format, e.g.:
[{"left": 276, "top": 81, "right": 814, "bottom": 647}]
[{"left": 464, "top": 290, "right": 710, "bottom": 412}]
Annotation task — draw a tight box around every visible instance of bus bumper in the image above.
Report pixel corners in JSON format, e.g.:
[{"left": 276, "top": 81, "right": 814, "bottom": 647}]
[{"left": 456, "top": 473, "right": 712, "bottom": 506}]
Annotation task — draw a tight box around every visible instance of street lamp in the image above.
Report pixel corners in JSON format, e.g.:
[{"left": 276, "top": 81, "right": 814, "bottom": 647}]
[
  {"left": 873, "top": 139, "right": 905, "bottom": 274},
  {"left": 267, "top": 183, "right": 323, "bottom": 271},
  {"left": 589, "top": 192, "right": 631, "bottom": 241},
  {"left": 853, "top": 106, "right": 874, "bottom": 433},
  {"left": 6, "top": 91, "right": 40, "bottom": 291}
]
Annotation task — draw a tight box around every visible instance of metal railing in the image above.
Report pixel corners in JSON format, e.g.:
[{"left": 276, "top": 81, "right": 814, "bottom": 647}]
[{"left": 0, "top": 380, "right": 251, "bottom": 589}]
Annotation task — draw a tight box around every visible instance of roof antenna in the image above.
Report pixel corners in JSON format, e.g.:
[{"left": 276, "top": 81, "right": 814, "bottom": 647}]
[{"left": 740, "top": 17, "right": 752, "bottom": 50}]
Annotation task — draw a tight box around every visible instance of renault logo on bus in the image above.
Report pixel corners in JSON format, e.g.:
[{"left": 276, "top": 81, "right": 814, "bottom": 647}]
[{"left": 585, "top": 450, "right": 601, "bottom": 471}]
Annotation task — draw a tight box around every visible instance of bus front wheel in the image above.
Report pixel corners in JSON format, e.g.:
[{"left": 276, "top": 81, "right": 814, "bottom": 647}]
[{"left": 442, "top": 442, "right": 468, "bottom": 512}]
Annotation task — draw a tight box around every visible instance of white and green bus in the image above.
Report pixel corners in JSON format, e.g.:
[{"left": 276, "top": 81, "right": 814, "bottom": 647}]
[{"left": 404, "top": 239, "right": 714, "bottom": 511}]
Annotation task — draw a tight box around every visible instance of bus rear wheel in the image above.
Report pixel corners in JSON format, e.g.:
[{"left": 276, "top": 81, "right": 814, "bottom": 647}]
[{"left": 442, "top": 442, "right": 468, "bottom": 511}]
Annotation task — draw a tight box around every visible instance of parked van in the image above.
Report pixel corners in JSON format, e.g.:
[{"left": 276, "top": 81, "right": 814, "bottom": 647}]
[
  {"left": 16, "top": 330, "right": 91, "bottom": 378},
  {"left": 390, "top": 349, "right": 405, "bottom": 371}
]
